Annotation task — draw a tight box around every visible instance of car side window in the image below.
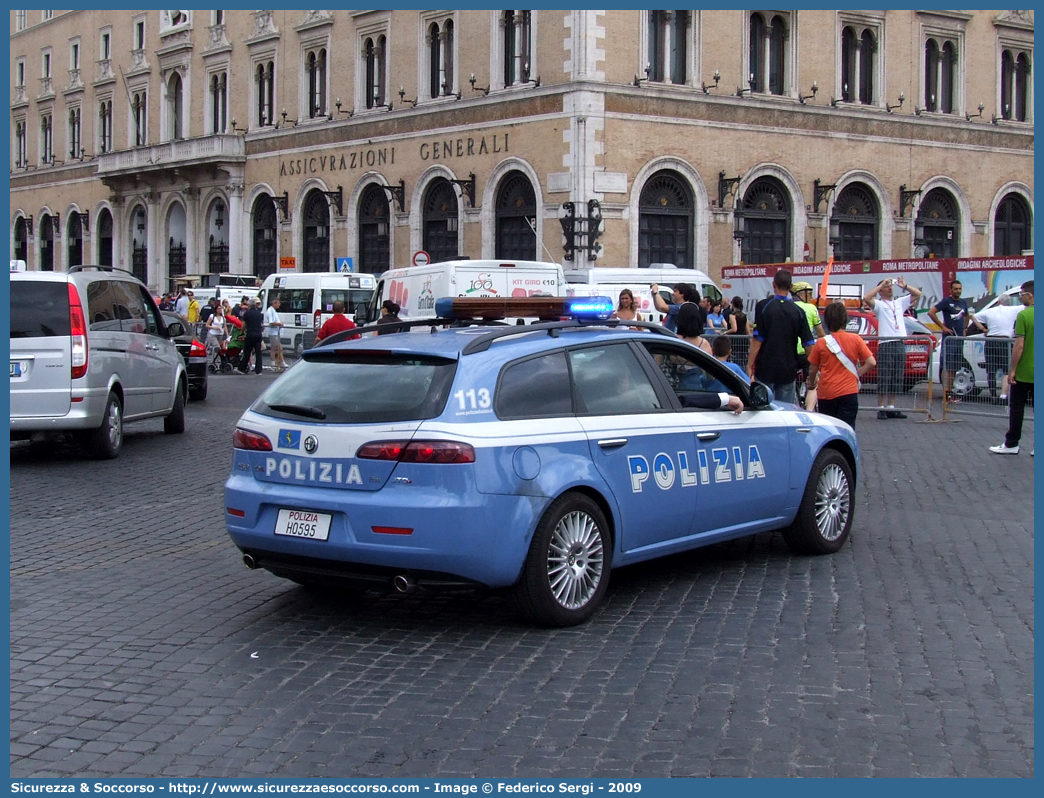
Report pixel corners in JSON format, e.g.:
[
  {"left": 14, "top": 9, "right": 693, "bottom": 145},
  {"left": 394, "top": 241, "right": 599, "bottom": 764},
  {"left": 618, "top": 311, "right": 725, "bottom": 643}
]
[
  {"left": 639, "top": 341, "right": 744, "bottom": 408},
  {"left": 137, "top": 286, "right": 162, "bottom": 336},
  {"left": 568, "top": 344, "right": 662, "bottom": 415},
  {"left": 85, "top": 279, "right": 122, "bottom": 332},
  {"left": 495, "top": 352, "right": 572, "bottom": 419},
  {"left": 109, "top": 281, "right": 148, "bottom": 334}
]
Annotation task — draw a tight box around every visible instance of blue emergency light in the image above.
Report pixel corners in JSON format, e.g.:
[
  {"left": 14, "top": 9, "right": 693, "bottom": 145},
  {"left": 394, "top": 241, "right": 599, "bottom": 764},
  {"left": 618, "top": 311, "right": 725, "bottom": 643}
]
[{"left": 435, "top": 296, "right": 615, "bottom": 322}]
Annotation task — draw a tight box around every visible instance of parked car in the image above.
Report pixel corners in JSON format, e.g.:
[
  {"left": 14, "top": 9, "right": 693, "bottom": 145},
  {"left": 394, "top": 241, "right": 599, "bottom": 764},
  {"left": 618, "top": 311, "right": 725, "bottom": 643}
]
[
  {"left": 10, "top": 266, "right": 188, "bottom": 459},
  {"left": 225, "top": 296, "right": 858, "bottom": 627},
  {"left": 161, "top": 311, "right": 208, "bottom": 401},
  {"left": 829, "top": 308, "right": 935, "bottom": 391}
]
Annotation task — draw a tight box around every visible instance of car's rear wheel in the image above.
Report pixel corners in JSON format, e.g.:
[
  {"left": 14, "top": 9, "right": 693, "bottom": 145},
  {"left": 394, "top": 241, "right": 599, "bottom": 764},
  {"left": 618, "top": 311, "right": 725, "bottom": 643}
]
[
  {"left": 84, "top": 391, "right": 123, "bottom": 459},
  {"left": 782, "top": 449, "right": 854, "bottom": 555},
  {"left": 164, "top": 381, "right": 186, "bottom": 434},
  {"left": 512, "top": 493, "right": 611, "bottom": 627}
]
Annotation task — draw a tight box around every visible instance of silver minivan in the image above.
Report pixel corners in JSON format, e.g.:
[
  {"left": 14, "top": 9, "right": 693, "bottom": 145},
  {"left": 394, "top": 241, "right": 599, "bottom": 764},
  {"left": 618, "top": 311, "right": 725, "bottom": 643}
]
[{"left": 10, "top": 266, "right": 188, "bottom": 458}]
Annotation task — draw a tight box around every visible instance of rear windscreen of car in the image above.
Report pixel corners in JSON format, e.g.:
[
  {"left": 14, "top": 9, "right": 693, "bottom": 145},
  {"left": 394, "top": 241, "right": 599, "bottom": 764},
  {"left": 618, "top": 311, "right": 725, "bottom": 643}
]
[
  {"left": 10, "top": 281, "right": 71, "bottom": 338},
  {"left": 268, "top": 288, "right": 314, "bottom": 314},
  {"left": 254, "top": 353, "right": 458, "bottom": 423}
]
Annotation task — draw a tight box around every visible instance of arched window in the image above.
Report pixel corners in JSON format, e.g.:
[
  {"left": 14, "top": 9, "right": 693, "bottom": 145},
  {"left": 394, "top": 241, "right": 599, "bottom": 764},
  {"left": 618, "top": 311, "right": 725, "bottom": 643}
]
[
  {"left": 859, "top": 29, "right": 875, "bottom": 104},
  {"left": 364, "top": 36, "right": 387, "bottom": 107},
  {"left": 994, "top": 194, "right": 1031, "bottom": 256},
  {"left": 830, "top": 184, "right": 879, "bottom": 261},
  {"left": 67, "top": 212, "right": 83, "bottom": 269},
  {"left": 737, "top": 177, "right": 791, "bottom": 265},
  {"left": 495, "top": 171, "right": 537, "bottom": 260},
  {"left": 210, "top": 72, "right": 227, "bottom": 134},
  {"left": 252, "top": 195, "right": 278, "bottom": 280},
  {"left": 749, "top": 12, "right": 788, "bottom": 95},
  {"left": 422, "top": 179, "right": 459, "bottom": 263},
  {"left": 915, "top": 189, "right": 959, "bottom": 258},
  {"left": 647, "top": 11, "right": 689, "bottom": 85},
  {"left": 256, "top": 61, "right": 274, "bottom": 126},
  {"left": 40, "top": 213, "right": 54, "bottom": 271},
  {"left": 925, "top": 38, "right": 956, "bottom": 114},
  {"left": 167, "top": 72, "right": 184, "bottom": 140},
  {"left": 638, "top": 171, "right": 693, "bottom": 269},
  {"left": 303, "top": 190, "right": 331, "bottom": 273},
  {"left": 358, "top": 185, "right": 390, "bottom": 275},
  {"left": 428, "top": 20, "right": 454, "bottom": 98},
  {"left": 1001, "top": 50, "right": 1031, "bottom": 122},
  {"left": 14, "top": 217, "right": 29, "bottom": 263},
  {"left": 97, "top": 209, "right": 113, "bottom": 267},
  {"left": 307, "top": 48, "right": 327, "bottom": 118},
  {"left": 502, "top": 11, "right": 532, "bottom": 87}
]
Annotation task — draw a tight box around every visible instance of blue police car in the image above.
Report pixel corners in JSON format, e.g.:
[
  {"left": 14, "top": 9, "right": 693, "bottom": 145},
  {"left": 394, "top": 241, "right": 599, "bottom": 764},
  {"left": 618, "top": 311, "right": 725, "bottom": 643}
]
[{"left": 224, "top": 296, "right": 858, "bottom": 627}]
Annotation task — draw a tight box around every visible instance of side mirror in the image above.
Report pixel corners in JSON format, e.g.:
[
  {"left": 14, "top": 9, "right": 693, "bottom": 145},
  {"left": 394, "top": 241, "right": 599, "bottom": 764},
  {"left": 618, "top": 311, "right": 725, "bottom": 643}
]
[
  {"left": 748, "top": 381, "right": 774, "bottom": 409},
  {"left": 167, "top": 322, "right": 185, "bottom": 337},
  {"left": 355, "top": 306, "right": 374, "bottom": 325}
]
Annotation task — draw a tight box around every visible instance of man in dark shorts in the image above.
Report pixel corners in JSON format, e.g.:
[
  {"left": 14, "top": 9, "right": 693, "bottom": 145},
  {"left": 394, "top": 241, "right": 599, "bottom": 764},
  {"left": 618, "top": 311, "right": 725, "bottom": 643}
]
[{"left": 929, "top": 280, "right": 970, "bottom": 404}]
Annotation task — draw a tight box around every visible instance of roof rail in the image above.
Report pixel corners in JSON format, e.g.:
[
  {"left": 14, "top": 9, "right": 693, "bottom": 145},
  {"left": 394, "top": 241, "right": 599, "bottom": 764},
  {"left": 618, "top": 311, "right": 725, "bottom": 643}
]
[{"left": 68, "top": 264, "right": 137, "bottom": 277}]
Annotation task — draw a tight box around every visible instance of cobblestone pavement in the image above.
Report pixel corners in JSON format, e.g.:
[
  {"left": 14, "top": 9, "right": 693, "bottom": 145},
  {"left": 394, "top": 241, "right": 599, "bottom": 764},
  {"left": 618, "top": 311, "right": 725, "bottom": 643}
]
[{"left": 10, "top": 374, "right": 1034, "bottom": 778}]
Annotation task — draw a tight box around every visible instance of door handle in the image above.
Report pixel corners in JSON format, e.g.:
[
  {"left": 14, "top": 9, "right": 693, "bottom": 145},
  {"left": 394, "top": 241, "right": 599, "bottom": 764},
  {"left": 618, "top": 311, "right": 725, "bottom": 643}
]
[
  {"left": 696, "top": 431, "right": 721, "bottom": 442},
  {"left": 597, "top": 438, "right": 628, "bottom": 449}
]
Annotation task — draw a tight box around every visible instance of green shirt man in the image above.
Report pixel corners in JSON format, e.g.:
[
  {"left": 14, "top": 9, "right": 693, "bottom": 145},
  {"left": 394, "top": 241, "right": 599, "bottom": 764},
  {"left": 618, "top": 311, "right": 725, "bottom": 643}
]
[
  {"left": 791, "top": 282, "right": 824, "bottom": 355},
  {"left": 990, "top": 280, "right": 1033, "bottom": 455}
]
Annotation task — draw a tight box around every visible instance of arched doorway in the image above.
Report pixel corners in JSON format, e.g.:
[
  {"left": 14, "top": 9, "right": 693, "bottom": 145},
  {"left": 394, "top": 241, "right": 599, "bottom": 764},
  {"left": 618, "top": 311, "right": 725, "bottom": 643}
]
[
  {"left": 994, "top": 193, "right": 1031, "bottom": 256},
  {"left": 97, "top": 209, "right": 113, "bottom": 267},
  {"left": 207, "top": 198, "right": 228, "bottom": 273},
  {"left": 916, "top": 188, "right": 959, "bottom": 259},
  {"left": 67, "top": 212, "right": 84, "bottom": 268},
  {"left": 830, "top": 184, "right": 879, "bottom": 261},
  {"left": 737, "top": 177, "right": 791, "bottom": 264},
  {"left": 302, "top": 189, "right": 331, "bottom": 272},
  {"left": 252, "top": 194, "right": 278, "bottom": 279},
  {"left": 167, "top": 203, "right": 187, "bottom": 287},
  {"left": 358, "top": 185, "right": 390, "bottom": 275},
  {"left": 494, "top": 171, "right": 537, "bottom": 260},
  {"left": 14, "top": 217, "right": 29, "bottom": 263},
  {"left": 40, "top": 213, "right": 55, "bottom": 271},
  {"left": 423, "top": 178, "right": 459, "bottom": 263},
  {"left": 638, "top": 170, "right": 693, "bottom": 268},
  {"left": 131, "top": 206, "right": 148, "bottom": 283}
]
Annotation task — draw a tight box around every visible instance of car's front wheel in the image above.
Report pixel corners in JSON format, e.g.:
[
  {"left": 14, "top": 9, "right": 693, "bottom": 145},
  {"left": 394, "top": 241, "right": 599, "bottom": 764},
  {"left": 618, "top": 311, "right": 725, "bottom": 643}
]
[
  {"left": 782, "top": 449, "right": 854, "bottom": 555},
  {"left": 84, "top": 391, "right": 123, "bottom": 459},
  {"left": 512, "top": 493, "right": 611, "bottom": 627},
  {"left": 950, "top": 359, "right": 978, "bottom": 397}
]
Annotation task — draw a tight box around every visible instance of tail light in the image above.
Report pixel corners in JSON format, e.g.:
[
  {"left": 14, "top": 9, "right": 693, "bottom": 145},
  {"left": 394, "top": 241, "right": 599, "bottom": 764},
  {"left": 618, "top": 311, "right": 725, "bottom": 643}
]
[
  {"left": 314, "top": 309, "right": 322, "bottom": 330},
  {"left": 233, "top": 428, "right": 273, "bottom": 451},
  {"left": 357, "top": 440, "right": 476, "bottom": 464},
  {"left": 188, "top": 340, "right": 207, "bottom": 358},
  {"left": 68, "top": 283, "right": 88, "bottom": 380}
]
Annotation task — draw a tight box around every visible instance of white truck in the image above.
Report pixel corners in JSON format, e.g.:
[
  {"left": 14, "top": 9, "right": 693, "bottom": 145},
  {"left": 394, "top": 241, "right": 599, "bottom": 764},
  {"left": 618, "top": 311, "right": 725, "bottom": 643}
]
[
  {"left": 361, "top": 259, "right": 567, "bottom": 325},
  {"left": 565, "top": 264, "right": 723, "bottom": 324}
]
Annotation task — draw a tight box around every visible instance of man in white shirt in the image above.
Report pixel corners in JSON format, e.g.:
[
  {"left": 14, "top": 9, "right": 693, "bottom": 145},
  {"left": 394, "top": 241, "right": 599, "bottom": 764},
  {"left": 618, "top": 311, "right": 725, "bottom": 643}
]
[
  {"left": 970, "top": 293, "right": 1023, "bottom": 401},
  {"left": 264, "top": 298, "right": 286, "bottom": 372},
  {"left": 862, "top": 277, "right": 923, "bottom": 419},
  {"left": 174, "top": 288, "right": 189, "bottom": 318}
]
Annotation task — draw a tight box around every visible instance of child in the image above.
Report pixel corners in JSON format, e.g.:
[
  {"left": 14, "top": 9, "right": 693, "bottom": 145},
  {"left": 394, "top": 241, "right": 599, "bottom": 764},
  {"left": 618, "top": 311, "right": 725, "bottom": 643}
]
[{"left": 702, "top": 335, "right": 750, "bottom": 393}]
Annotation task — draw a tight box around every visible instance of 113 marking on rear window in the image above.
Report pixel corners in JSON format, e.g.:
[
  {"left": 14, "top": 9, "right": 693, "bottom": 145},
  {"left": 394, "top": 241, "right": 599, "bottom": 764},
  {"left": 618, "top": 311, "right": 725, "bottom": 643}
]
[{"left": 454, "top": 388, "right": 491, "bottom": 412}]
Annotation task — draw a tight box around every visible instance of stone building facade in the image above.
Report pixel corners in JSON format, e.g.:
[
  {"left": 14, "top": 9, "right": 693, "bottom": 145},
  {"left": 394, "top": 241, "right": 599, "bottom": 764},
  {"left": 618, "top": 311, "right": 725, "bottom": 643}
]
[{"left": 9, "top": 9, "right": 1034, "bottom": 292}]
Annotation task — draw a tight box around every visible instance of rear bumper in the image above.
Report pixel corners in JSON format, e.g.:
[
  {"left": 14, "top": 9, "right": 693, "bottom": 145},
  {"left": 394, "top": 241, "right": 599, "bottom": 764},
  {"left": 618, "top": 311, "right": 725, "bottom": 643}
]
[
  {"left": 10, "top": 389, "right": 108, "bottom": 433},
  {"left": 224, "top": 472, "right": 545, "bottom": 589}
]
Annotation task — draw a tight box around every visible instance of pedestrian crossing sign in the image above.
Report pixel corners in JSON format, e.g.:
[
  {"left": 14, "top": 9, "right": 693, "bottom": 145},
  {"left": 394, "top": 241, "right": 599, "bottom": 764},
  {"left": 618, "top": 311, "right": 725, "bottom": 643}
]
[{"left": 337, "top": 257, "right": 353, "bottom": 273}]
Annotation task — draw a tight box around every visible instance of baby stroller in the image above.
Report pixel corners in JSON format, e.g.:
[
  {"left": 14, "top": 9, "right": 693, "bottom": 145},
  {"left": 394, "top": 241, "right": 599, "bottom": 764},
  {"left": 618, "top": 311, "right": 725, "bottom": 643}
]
[{"left": 207, "top": 339, "right": 238, "bottom": 374}]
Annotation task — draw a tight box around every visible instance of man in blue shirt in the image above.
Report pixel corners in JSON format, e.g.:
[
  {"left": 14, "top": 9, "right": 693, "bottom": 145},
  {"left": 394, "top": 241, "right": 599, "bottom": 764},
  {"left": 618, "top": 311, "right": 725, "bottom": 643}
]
[
  {"left": 746, "top": 268, "right": 815, "bottom": 405},
  {"left": 929, "top": 280, "right": 970, "bottom": 403}
]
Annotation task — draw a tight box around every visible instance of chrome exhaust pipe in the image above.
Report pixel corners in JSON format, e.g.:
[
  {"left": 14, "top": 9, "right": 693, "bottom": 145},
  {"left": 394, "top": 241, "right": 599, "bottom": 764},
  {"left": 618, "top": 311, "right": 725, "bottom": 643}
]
[
  {"left": 243, "top": 553, "right": 257, "bottom": 570},
  {"left": 393, "top": 574, "right": 415, "bottom": 594}
]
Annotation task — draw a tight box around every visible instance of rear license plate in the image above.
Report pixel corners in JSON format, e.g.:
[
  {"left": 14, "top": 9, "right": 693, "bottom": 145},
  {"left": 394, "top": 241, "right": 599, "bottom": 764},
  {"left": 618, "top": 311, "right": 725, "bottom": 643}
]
[
  {"left": 10, "top": 361, "right": 21, "bottom": 377},
  {"left": 274, "top": 509, "right": 332, "bottom": 541},
  {"left": 905, "top": 344, "right": 926, "bottom": 353}
]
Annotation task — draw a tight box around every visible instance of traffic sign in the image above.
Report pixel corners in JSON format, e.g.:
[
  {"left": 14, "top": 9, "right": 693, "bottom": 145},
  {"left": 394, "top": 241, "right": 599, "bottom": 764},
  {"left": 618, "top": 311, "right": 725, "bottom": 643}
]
[
  {"left": 279, "top": 256, "right": 296, "bottom": 271},
  {"left": 412, "top": 250, "right": 431, "bottom": 268},
  {"left": 336, "top": 257, "right": 354, "bottom": 273}
]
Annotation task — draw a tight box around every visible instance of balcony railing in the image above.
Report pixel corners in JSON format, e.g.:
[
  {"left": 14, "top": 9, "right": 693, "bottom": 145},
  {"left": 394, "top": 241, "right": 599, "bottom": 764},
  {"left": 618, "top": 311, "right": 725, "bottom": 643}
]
[
  {"left": 38, "top": 76, "right": 54, "bottom": 97},
  {"left": 96, "top": 58, "right": 114, "bottom": 81},
  {"left": 95, "top": 134, "right": 246, "bottom": 178},
  {"left": 67, "top": 68, "right": 83, "bottom": 90}
]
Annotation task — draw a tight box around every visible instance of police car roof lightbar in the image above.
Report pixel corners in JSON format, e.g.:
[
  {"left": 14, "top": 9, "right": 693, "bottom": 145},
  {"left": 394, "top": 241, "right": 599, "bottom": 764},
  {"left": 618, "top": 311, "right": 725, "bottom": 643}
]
[{"left": 433, "top": 296, "right": 615, "bottom": 322}]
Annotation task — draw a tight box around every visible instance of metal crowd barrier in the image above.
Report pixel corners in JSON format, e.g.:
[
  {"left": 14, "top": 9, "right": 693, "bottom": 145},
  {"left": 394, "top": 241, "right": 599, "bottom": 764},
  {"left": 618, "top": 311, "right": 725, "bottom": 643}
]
[{"left": 716, "top": 333, "right": 1030, "bottom": 421}]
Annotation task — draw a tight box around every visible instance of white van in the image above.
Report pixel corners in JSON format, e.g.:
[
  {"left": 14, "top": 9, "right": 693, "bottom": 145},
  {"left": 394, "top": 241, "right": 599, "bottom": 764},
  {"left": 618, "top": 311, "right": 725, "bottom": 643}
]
[
  {"left": 174, "top": 273, "right": 262, "bottom": 306},
  {"left": 565, "top": 264, "right": 723, "bottom": 323},
  {"left": 363, "top": 259, "right": 566, "bottom": 325},
  {"left": 258, "top": 271, "right": 377, "bottom": 354}
]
